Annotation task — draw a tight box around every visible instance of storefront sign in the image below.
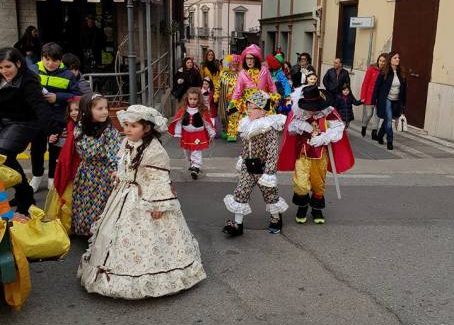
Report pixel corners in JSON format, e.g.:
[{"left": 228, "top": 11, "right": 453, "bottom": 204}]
[{"left": 350, "top": 16, "right": 375, "bottom": 29}]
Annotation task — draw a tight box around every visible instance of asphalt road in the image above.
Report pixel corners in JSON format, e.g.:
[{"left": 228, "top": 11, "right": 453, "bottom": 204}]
[{"left": 1, "top": 180, "right": 453, "bottom": 325}]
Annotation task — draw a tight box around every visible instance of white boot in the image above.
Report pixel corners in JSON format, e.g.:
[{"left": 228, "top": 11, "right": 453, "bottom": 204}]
[
  {"left": 48, "top": 178, "right": 54, "bottom": 190},
  {"left": 29, "top": 176, "right": 43, "bottom": 193}
]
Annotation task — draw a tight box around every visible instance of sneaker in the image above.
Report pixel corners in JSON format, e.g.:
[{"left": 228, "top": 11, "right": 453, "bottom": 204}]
[
  {"left": 268, "top": 214, "right": 283, "bottom": 234},
  {"left": 48, "top": 178, "right": 54, "bottom": 190},
  {"left": 190, "top": 167, "right": 200, "bottom": 180},
  {"left": 312, "top": 209, "right": 325, "bottom": 224},
  {"left": 361, "top": 126, "right": 366, "bottom": 137},
  {"left": 222, "top": 220, "right": 244, "bottom": 236},
  {"left": 295, "top": 206, "right": 308, "bottom": 224},
  {"left": 29, "top": 176, "right": 43, "bottom": 193}
]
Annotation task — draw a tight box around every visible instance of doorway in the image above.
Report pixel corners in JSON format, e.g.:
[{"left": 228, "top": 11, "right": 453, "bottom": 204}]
[{"left": 392, "top": 0, "right": 440, "bottom": 128}]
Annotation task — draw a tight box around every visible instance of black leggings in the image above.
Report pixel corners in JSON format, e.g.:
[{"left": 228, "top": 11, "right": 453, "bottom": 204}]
[
  {"left": 31, "top": 131, "right": 61, "bottom": 178},
  {"left": 0, "top": 148, "right": 35, "bottom": 215}
]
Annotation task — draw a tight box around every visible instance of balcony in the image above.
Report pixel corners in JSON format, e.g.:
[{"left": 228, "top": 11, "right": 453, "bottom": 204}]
[{"left": 197, "top": 27, "right": 210, "bottom": 38}]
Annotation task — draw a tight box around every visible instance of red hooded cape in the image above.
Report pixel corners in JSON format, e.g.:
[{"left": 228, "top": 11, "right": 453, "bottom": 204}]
[{"left": 54, "top": 121, "right": 81, "bottom": 198}]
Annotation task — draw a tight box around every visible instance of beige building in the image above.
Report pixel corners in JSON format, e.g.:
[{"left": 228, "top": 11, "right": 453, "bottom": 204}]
[
  {"left": 260, "top": 0, "right": 318, "bottom": 65},
  {"left": 321, "top": 0, "right": 454, "bottom": 141},
  {"left": 183, "top": 0, "right": 262, "bottom": 64}
]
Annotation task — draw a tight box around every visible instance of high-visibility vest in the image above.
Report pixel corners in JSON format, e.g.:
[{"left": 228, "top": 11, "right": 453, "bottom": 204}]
[{"left": 37, "top": 61, "right": 70, "bottom": 90}]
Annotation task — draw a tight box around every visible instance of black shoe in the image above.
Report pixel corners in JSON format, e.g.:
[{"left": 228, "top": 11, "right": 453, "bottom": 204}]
[
  {"left": 9, "top": 198, "right": 17, "bottom": 207},
  {"left": 312, "top": 209, "right": 325, "bottom": 224},
  {"left": 361, "top": 126, "right": 366, "bottom": 137},
  {"left": 223, "top": 220, "right": 244, "bottom": 236},
  {"left": 295, "top": 205, "right": 308, "bottom": 224},
  {"left": 371, "top": 129, "right": 378, "bottom": 141},
  {"left": 387, "top": 142, "right": 393, "bottom": 150},
  {"left": 268, "top": 214, "right": 283, "bottom": 234},
  {"left": 190, "top": 167, "right": 200, "bottom": 180},
  {"left": 377, "top": 138, "right": 384, "bottom": 145}
]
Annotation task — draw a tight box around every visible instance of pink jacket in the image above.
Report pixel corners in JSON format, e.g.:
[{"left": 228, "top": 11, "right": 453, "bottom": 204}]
[
  {"left": 232, "top": 67, "right": 277, "bottom": 100},
  {"left": 360, "top": 65, "right": 380, "bottom": 105}
]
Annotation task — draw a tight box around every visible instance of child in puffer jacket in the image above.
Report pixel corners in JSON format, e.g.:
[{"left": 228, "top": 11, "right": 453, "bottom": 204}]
[{"left": 335, "top": 84, "right": 362, "bottom": 128}]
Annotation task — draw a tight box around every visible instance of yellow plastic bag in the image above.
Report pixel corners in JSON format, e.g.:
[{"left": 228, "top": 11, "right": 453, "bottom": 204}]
[
  {"left": 0, "top": 155, "right": 22, "bottom": 188},
  {"left": 44, "top": 183, "right": 74, "bottom": 234},
  {"left": 3, "top": 229, "right": 31, "bottom": 310},
  {"left": 9, "top": 205, "right": 70, "bottom": 260}
]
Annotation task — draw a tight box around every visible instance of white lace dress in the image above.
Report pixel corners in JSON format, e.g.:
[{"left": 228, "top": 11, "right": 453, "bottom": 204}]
[{"left": 77, "top": 138, "right": 206, "bottom": 299}]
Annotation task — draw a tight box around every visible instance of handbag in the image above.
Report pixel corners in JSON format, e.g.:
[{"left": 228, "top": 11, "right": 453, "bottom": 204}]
[
  {"left": 9, "top": 205, "right": 70, "bottom": 260},
  {"left": 0, "top": 155, "right": 22, "bottom": 188},
  {"left": 395, "top": 114, "right": 408, "bottom": 132},
  {"left": 244, "top": 141, "right": 264, "bottom": 174}
]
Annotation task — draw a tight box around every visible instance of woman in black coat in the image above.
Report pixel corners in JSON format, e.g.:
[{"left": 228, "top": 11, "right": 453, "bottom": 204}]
[
  {"left": 372, "top": 51, "right": 406, "bottom": 150},
  {"left": 172, "top": 57, "right": 203, "bottom": 101},
  {"left": 0, "top": 47, "right": 51, "bottom": 214},
  {"left": 290, "top": 52, "right": 315, "bottom": 88}
]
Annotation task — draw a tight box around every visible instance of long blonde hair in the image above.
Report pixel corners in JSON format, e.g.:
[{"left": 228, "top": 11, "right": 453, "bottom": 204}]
[{"left": 183, "top": 87, "right": 208, "bottom": 114}]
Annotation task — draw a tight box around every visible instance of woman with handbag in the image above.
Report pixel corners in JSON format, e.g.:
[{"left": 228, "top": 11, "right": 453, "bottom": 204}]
[
  {"left": 372, "top": 51, "right": 407, "bottom": 150},
  {"left": 0, "top": 47, "right": 51, "bottom": 215}
]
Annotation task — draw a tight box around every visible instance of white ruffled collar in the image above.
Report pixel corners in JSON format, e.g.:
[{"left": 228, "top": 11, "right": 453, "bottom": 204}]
[{"left": 238, "top": 114, "right": 286, "bottom": 139}]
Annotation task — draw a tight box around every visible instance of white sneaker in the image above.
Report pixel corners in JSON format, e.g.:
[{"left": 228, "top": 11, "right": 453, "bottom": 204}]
[
  {"left": 48, "top": 178, "right": 54, "bottom": 190},
  {"left": 29, "top": 176, "right": 43, "bottom": 193}
]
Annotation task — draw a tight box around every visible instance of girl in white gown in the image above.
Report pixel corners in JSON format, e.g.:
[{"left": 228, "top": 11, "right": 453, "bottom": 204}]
[{"left": 78, "top": 105, "right": 206, "bottom": 299}]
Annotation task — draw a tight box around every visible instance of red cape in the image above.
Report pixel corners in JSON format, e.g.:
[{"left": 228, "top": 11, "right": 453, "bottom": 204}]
[
  {"left": 277, "top": 110, "right": 354, "bottom": 173},
  {"left": 54, "top": 121, "right": 81, "bottom": 197}
]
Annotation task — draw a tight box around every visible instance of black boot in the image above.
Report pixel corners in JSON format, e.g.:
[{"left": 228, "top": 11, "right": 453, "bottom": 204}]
[
  {"left": 223, "top": 220, "right": 244, "bottom": 237},
  {"left": 295, "top": 205, "right": 308, "bottom": 224},
  {"left": 312, "top": 209, "right": 325, "bottom": 224},
  {"left": 190, "top": 167, "right": 200, "bottom": 180},
  {"left": 371, "top": 129, "right": 378, "bottom": 141},
  {"left": 361, "top": 126, "right": 366, "bottom": 137}
]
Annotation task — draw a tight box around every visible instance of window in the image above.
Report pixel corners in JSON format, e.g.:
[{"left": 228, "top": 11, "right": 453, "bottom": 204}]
[
  {"left": 203, "top": 11, "right": 209, "bottom": 28},
  {"left": 233, "top": 6, "right": 248, "bottom": 32},
  {"left": 336, "top": 1, "right": 358, "bottom": 67}
]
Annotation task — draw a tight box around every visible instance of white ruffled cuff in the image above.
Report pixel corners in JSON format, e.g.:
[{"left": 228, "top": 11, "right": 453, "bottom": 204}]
[
  {"left": 224, "top": 194, "right": 252, "bottom": 215},
  {"left": 257, "top": 173, "right": 277, "bottom": 187},
  {"left": 235, "top": 157, "right": 243, "bottom": 172},
  {"left": 140, "top": 198, "right": 181, "bottom": 212},
  {"left": 265, "top": 197, "right": 289, "bottom": 214}
]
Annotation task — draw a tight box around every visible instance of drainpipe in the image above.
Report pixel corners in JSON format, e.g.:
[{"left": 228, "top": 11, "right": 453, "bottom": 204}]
[
  {"left": 127, "top": 0, "right": 137, "bottom": 104},
  {"left": 146, "top": 0, "right": 153, "bottom": 105}
]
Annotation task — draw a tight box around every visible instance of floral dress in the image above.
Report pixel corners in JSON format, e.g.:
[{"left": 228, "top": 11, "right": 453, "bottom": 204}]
[
  {"left": 72, "top": 125, "right": 121, "bottom": 236},
  {"left": 78, "top": 138, "right": 206, "bottom": 299}
]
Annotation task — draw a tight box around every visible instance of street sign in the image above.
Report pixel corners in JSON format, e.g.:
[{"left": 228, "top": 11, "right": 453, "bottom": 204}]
[{"left": 350, "top": 16, "right": 375, "bottom": 29}]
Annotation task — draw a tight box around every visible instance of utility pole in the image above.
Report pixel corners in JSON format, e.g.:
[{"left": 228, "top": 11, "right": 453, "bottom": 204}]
[{"left": 127, "top": 0, "right": 137, "bottom": 104}]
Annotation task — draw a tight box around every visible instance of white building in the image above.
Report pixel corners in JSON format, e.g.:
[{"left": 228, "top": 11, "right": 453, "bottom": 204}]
[{"left": 183, "top": 0, "right": 262, "bottom": 64}]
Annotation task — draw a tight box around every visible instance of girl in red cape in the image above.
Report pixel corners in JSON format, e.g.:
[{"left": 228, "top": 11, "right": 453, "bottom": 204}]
[
  {"left": 277, "top": 85, "right": 354, "bottom": 224},
  {"left": 168, "top": 87, "right": 215, "bottom": 179},
  {"left": 44, "top": 96, "right": 81, "bottom": 233}
]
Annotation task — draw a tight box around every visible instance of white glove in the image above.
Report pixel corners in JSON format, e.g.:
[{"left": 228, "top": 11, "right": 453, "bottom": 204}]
[
  {"left": 309, "top": 133, "right": 329, "bottom": 147},
  {"left": 235, "top": 157, "right": 243, "bottom": 172},
  {"left": 177, "top": 78, "right": 184, "bottom": 84},
  {"left": 288, "top": 119, "right": 313, "bottom": 135}
]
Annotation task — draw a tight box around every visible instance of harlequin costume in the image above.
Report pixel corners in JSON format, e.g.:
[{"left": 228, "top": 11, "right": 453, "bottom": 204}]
[
  {"left": 213, "top": 54, "right": 241, "bottom": 138},
  {"left": 223, "top": 90, "right": 288, "bottom": 236},
  {"left": 168, "top": 104, "right": 215, "bottom": 179},
  {"left": 277, "top": 85, "right": 354, "bottom": 224},
  {"left": 227, "top": 45, "right": 281, "bottom": 142}
]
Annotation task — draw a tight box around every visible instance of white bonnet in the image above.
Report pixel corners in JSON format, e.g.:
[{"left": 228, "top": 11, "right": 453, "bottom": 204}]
[{"left": 117, "top": 105, "right": 168, "bottom": 133}]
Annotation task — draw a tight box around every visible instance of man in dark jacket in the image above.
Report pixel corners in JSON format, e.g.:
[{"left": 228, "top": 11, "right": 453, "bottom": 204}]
[
  {"left": 29, "top": 42, "right": 79, "bottom": 192},
  {"left": 322, "top": 58, "right": 350, "bottom": 98}
]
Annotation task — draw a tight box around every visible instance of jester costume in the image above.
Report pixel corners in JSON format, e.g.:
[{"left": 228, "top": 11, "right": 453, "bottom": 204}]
[
  {"left": 277, "top": 85, "right": 354, "bottom": 224},
  {"left": 228, "top": 45, "right": 280, "bottom": 142}
]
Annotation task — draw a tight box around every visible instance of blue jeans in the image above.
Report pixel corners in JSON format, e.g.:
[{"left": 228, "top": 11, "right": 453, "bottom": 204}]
[{"left": 378, "top": 99, "right": 394, "bottom": 144}]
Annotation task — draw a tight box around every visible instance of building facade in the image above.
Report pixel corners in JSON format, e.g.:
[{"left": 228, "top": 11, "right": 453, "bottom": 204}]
[
  {"left": 260, "top": 0, "right": 318, "bottom": 66},
  {"left": 183, "top": 0, "right": 262, "bottom": 64},
  {"left": 321, "top": 0, "right": 454, "bottom": 141}
]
